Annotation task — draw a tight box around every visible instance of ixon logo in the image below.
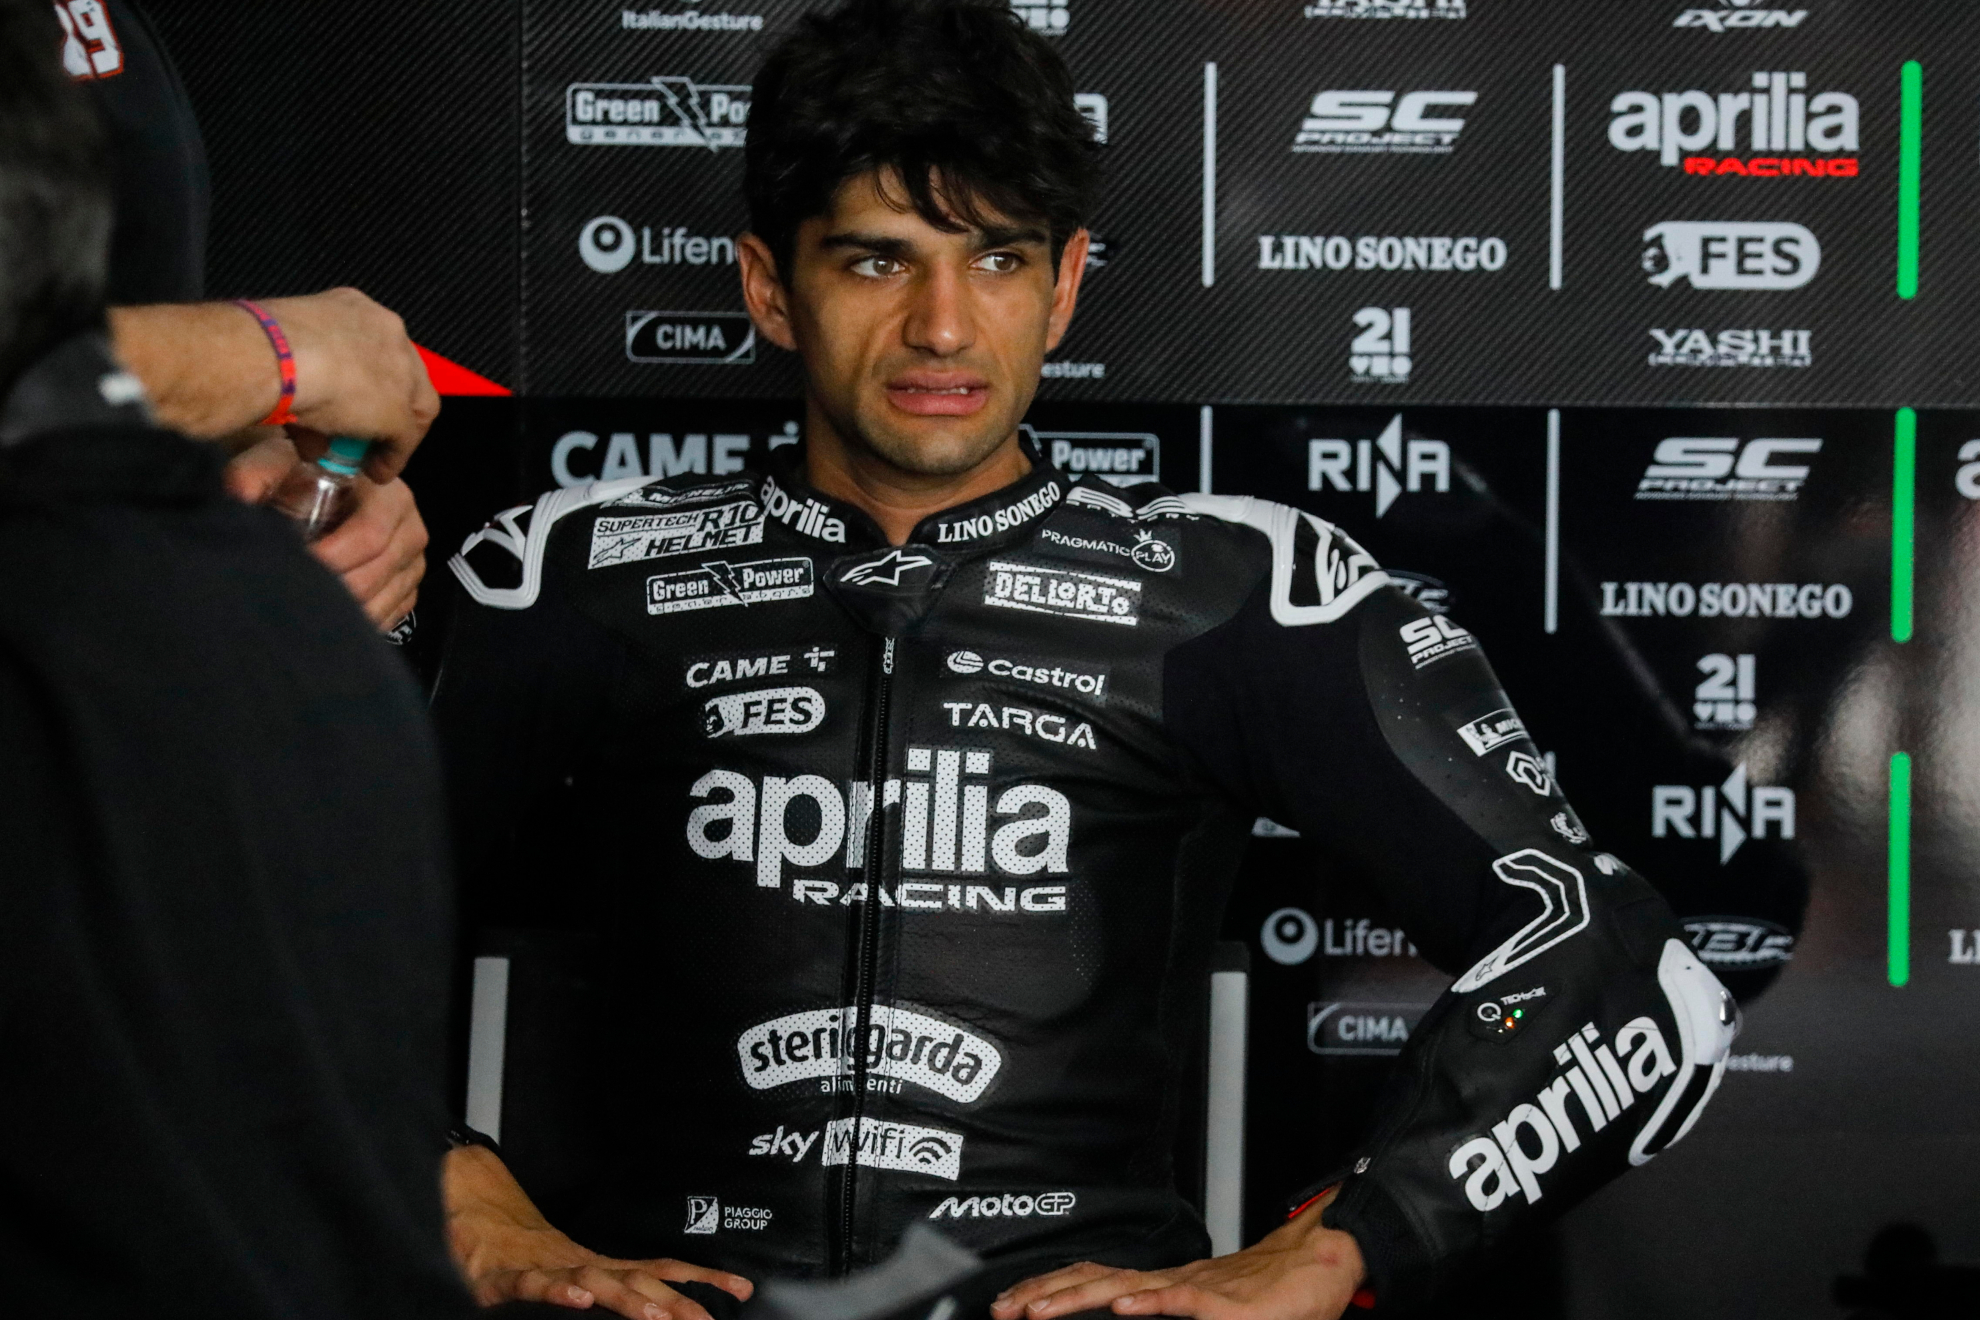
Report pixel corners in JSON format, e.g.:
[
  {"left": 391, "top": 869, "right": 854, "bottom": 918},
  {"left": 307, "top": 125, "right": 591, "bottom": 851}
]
[
  {"left": 686, "top": 746, "right": 1072, "bottom": 891},
  {"left": 1293, "top": 90, "right": 1475, "bottom": 154},
  {"left": 1610, "top": 72, "right": 1857, "bottom": 173},
  {"left": 1652, "top": 764, "right": 1794, "bottom": 863},
  {"left": 1308, "top": 414, "right": 1450, "bottom": 517},
  {"left": 1673, "top": 3, "right": 1807, "bottom": 32},
  {"left": 565, "top": 77, "right": 749, "bottom": 148},
  {"left": 1350, "top": 306, "right": 1412, "bottom": 384},
  {"left": 1636, "top": 437, "right": 1820, "bottom": 501}
]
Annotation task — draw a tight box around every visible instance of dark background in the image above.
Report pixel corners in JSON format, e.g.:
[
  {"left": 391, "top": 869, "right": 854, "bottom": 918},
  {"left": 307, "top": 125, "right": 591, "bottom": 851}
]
[{"left": 146, "top": 1, "right": 1980, "bottom": 1315}]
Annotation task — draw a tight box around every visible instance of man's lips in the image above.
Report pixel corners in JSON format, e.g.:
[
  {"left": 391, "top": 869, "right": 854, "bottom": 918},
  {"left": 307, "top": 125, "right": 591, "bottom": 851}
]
[{"left": 885, "top": 373, "right": 990, "bottom": 417}]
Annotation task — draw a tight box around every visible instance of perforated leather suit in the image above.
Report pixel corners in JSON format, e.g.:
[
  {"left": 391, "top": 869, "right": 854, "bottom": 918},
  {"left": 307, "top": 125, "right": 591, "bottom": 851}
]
[{"left": 433, "top": 436, "right": 1736, "bottom": 1312}]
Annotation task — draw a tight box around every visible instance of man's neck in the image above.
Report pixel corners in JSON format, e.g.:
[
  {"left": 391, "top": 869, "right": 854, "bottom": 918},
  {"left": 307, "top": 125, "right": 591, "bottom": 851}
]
[{"left": 801, "top": 402, "right": 1032, "bottom": 546}]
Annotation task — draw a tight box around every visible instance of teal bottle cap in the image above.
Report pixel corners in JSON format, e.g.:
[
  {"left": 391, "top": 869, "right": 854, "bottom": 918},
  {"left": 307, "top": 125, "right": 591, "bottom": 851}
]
[{"left": 318, "top": 436, "right": 372, "bottom": 476}]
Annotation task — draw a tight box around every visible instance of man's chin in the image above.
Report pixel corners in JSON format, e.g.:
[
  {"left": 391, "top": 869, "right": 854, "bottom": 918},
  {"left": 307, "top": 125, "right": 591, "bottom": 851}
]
[{"left": 858, "top": 421, "right": 1019, "bottom": 479}]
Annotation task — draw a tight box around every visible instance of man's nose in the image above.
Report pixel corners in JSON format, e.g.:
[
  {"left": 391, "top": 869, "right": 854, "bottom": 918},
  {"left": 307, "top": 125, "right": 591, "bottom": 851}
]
[{"left": 902, "top": 262, "right": 975, "bottom": 356}]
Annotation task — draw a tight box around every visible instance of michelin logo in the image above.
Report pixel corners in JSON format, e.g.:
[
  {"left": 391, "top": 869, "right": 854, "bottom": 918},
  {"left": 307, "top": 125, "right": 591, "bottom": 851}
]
[{"left": 1457, "top": 708, "right": 1526, "bottom": 756}]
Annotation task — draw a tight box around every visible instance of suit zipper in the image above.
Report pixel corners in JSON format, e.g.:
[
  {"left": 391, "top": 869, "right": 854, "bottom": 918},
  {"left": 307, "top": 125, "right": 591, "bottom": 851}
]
[{"left": 835, "top": 633, "right": 895, "bottom": 1274}]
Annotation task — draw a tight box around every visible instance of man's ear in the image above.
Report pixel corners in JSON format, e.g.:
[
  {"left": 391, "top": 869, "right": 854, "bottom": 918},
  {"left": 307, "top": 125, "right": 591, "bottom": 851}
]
[
  {"left": 1043, "top": 229, "right": 1091, "bottom": 355},
  {"left": 738, "top": 233, "right": 798, "bottom": 352}
]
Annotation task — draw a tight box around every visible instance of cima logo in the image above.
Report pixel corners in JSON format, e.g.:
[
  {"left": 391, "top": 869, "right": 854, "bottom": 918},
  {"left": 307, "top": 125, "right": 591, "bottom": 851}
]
[
  {"left": 1652, "top": 764, "right": 1795, "bottom": 863},
  {"left": 1307, "top": 414, "right": 1450, "bottom": 516}
]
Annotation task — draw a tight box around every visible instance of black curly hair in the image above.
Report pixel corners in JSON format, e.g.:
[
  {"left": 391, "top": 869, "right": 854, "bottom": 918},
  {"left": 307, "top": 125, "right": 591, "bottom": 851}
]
[{"left": 744, "top": 0, "right": 1102, "bottom": 281}]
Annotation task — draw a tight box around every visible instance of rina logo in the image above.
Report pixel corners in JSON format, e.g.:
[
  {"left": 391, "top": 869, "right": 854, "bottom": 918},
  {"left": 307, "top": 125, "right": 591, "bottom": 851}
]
[
  {"left": 736, "top": 1003, "right": 1002, "bottom": 1103},
  {"left": 1307, "top": 414, "right": 1451, "bottom": 517}
]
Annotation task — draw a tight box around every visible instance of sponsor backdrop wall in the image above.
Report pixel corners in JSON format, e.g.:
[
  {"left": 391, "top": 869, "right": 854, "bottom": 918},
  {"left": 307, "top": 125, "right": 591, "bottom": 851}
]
[{"left": 149, "top": 0, "right": 1978, "bottom": 1314}]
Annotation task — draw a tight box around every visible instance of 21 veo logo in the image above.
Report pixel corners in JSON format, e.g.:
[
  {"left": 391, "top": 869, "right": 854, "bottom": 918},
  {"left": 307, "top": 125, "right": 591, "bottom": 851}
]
[
  {"left": 1642, "top": 222, "right": 1818, "bottom": 291},
  {"left": 1694, "top": 653, "right": 1756, "bottom": 731},
  {"left": 1674, "top": 1, "right": 1807, "bottom": 32},
  {"left": 1307, "top": 414, "right": 1450, "bottom": 517},
  {"left": 1610, "top": 73, "right": 1857, "bottom": 177},
  {"left": 565, "top": 77, "right": 749, "bottom": 148},
  {"left": 1350, "top": 307, "right": 1411, "bottom": 384},
  {"left": 1293, "top": 90, "right": 1476, "bottom": 154},
  {"left": 1636, "top": 437, "right": 1820, "bottom": 501},
  {"left": 1652, "top": 763, "right": 1794, "bottom": 864},
  {"left": 626, "top": 311, "right": 756, "bottom": 364}
]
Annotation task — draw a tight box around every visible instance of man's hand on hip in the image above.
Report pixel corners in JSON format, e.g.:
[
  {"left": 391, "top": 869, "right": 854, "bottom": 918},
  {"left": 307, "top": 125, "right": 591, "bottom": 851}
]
[
  {"left": 223, "top": 431, "right": 428, "bottom": 629},
  {"left": 445, "top": 1146, "right": 752, "bottom": 1320},
  {"left": 989, "top": 1193, "right": 1364, "bottom": 1320}
]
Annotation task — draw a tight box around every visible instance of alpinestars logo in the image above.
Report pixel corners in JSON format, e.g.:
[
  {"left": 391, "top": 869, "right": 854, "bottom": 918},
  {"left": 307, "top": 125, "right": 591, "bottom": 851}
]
[
  {"left": 1649, "top": 328, "right": 1811, "bottom": 368},
  {"left": 1308, "top": 414, "right": 1451, "bottom": 517},
  {"left": 1304, "top": 0, "right": 1465, "bottom": 18},
  {"left": 822, "top": 1117, "right": 964, "bottom": 1180},
  {"left": 687, "top": 746, "right": 1072, "bottom": 897},
  {"left": 1637, "top": 438, "right": 1820, "bottom": 501},
  {"left": 1652, "top": 764, "right": 1795, "bottom": 863},
  {"left": 1643, "top": 222, "right": 1818, "bottom": 291},
  {"left": 1610, "top": 73, "right": 1857, "bottom": 176},
  {"left": 1293, "top": 90, "right": 1476, "bottom": 153},
  {"left": 1448, "top": 1018, "right": 1678, "bottom": 1211},
  {"left": 1400, "top": 615, "right": 1476, "bottom": 669},
  {"left": 565, "top": 77, "right": 749, "bottom": 148},
  {"left": 841, "top": 549, "right": 938, "bottom": 587},
  {"left": 1674, "top": 2, "right": 1807, "bottom": 32},
  {"left": 1350, "top": 307, "right": 1411, "bottom": 384},
  {"left": 1694, "top": 653, "right": 1756, "bottom": 730}
]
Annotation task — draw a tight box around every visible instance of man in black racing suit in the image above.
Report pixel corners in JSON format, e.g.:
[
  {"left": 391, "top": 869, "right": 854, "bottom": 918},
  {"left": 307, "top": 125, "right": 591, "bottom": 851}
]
[{"left": 432, "top": 4, "right": 1737, "bottom": 1318}]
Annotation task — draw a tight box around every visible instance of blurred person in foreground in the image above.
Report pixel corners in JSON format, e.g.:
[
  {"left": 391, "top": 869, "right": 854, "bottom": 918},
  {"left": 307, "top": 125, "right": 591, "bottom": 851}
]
[
  {"left": 0, "top": 4, "right": 476, "bottom": 1315},
  {"left": 433, "top": 3, "right": 1739, "bottom": 1319},
  {"left": 57, "top": 0, "right": 438, "bottom": 630}
]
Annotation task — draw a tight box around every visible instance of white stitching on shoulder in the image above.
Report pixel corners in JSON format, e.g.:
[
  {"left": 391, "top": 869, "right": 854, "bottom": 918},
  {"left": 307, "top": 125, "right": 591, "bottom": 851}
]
[{"left": 1176, "top": 494, "right": 1389, "bottom": 625}]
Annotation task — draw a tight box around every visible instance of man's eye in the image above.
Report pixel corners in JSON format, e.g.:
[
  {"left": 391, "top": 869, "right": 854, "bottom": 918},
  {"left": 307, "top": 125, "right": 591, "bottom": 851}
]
[
  {"left": 851, "top": 255, "right": 902, "bottom": 277},
  {"left": 975, "top": 252, "right": 1022, "bottom": 273}
]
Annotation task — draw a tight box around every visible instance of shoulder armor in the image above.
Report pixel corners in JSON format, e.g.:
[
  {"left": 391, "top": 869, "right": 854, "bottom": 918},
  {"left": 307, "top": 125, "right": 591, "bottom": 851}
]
[
  {"left": 449, "top": 475, "right": 660, "bottom": 610},
  {"left": 1177, "top": 494, "right": 1390, "bottom": 625}
]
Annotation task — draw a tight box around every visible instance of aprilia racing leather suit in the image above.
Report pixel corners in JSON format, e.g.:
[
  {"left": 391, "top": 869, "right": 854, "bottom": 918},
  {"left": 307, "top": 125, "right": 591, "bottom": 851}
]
[{"left": 434, "top": 436, "right": 1736, "bottom": 1310}]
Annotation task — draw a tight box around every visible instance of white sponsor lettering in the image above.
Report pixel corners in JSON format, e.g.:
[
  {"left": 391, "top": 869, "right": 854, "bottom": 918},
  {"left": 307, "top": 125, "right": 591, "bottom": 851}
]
[
  {"left": 1642, "top": 222, "right": 1819, "bottom": 291},
  {"left": 933, "top": 483, "right": 1063, "bottom": 543},
  {"left": 984, "top": 560, "right": 1141, "bottom": 625},
  {"left": 1649, "top": 327, "right": 1811, "bottom": 368},
  {"left": 1458, "top": 707, "right": 1527, "bottom": 756},
  {"left": 1039, "top": 525, "right": 1176, "bottom": 573},
  {"left": 747, "top": 1125, "right": 820, "bottom": 1162},
  {"left": 588, "top": 499, "right": 765, "bottom": 567},
  {"left": 821, "top": 1117, "right": 964, "bottom": 1180},
  {"left": 1694, "top": 653, "right": 1756, "bottom": 730},
  {"left": 1609, "top": 73, "right": 1856, "bottom": 170},
  {"left": 1307, "top": 1001, "right": 1430, "bottom": 1056},
  {"left": 1321, "top": 917, "right": 1419, "bottom": 959},
  {"left": 945, "top": 650, "right": 1108, "bottom": 700},
  {"left": 1683, "top": 918, "right": 1793, "bottom": 968},
  {"left": 1599, "top": 581, "right": 1851, "bottom": 619},
  {"left": 686, "top": 646, "right": 834, "bottom": 688},
  {"left": 1009, "top": 0, "right": 1067, "bottom": 34},
  {"left": 1293, "top": 89, "right": 1475, "bottom": 154},
  {"left": 622, "top": 6, "right": 764, "bottom": 32},
  {"left": 1042, "top": 433, "right": 1158, "bottom": 486},
  {"left": 760, "top": 475, "right": 847, "bottom": 543},
  {"left": 930, "top": 1191, "right": 1077, "bottom": 1219},
  {"left": 1304, "top": 0, "right": 1465, "bottom": 17},
  {"left": 941, "top": 701, "right": 1098, "bottom": 750},
  {"left": 1349, "top": 306, "right": 1412, "bottom": 384},
  {"left": 1652, "top": 763, "right": 1795, "bottom": 864},
  {"left": 702, "top": 686, "right": 825, "bottom": 738},
  {"left": 647, "top": 557, "right": 813, "bottom": 614},
  {"left": 1262, "top": 235, "right": 1504, "bottom": 271},
  {"left": 1307, "top": 414, "right": 1450, "bottom": 518},
  {"left": 1400, "top": 614, "right": 1477, "bottom": 669},
  {"left": 1637, "top": 437, "right": 1820, "bottom": 501},
  {"left": 566, "top": 77, "right": 749, "bottom": 147},
  {"left": 738, "top": 1005, "right": 1001, "bottom": 1102},
  {"left": 1673, "top": 7, "right": 1809, "bottom": 33}
]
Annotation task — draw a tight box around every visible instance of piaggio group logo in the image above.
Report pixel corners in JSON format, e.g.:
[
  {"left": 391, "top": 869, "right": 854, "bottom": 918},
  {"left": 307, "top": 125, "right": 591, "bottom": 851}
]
[
  {"left": 565, "top": 77, "right": 749, "bottom": 148},
  {"left": 1609, "top": 72, "right": 1858, "bottom": 178},
  {"left": 1642, "top": 222, "right": 1819, "bottom": 291},
  {"left": 1292, "top": 90, "right": 1476, "bottom": 154},
  {"left": 1306, "top": 414, "right": 1451, "bottom": 517}
]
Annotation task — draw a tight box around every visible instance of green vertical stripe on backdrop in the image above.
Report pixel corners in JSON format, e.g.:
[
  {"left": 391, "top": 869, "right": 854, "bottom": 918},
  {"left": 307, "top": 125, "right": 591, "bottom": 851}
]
[
  {"left": 1893, "top": 407, "right": 1915, "bottom": 643},
  {"left": 1897, "top": 60, "right": 1923, "bottom": 298},
  {"left": 1889, "top": 752, "right": 1912, "bottom": 988}
]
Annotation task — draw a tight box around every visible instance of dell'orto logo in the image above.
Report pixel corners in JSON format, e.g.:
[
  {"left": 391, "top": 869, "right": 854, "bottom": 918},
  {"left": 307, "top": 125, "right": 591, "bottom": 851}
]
[
  {"left": 1350, "top": 307, "right": 1412, "bottom": 384},
  {"left": 1636, "top": 437, "right": 1820, "bottom": 501},
  {"left": 1610, "top": 73, "right": 1857, "bottom": 176},
  {"left": 1293, "top": 90, "right": 1475, "bottom": 153},
  {"left": 1308, "top": 414, "right": 1450, "bottom": 517},
  {"left": 1642, "top": 222, "right": 1818, "bottom": 291},
  {"left": 1674, "top": 2, "right": 1808, "bottom": 32},
  {"left": 1694, "top": 653, "right": 1756, "bottom": 730},
  {"left": 1653, "top": 763, "right": 1794, "bottom": 864},
  {"left": 566, "top": 77, "right": 749, "bottom": 148},
  {"left": 626, "top": 311, "right": 756, "bottom": 365}
]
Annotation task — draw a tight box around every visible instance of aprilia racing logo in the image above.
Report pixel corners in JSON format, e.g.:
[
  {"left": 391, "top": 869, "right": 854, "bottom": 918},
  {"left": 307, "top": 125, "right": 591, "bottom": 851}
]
[
  {"left": 737, "top": 1004, "right": 1002, "bottom": 1102},
  {"left": 565, "top": 77, "right": 749, "bottom": 148},
  {"left": 1292, "top": 90, "right": 1475, "bottom": 154},
  {"left": 1610, "top": 72, "right": 1857, "bottom": 176},
  {"left": 687, "top": 746, "right": 1072, "bottom": 904},
  {"left": 1652, "top": 763, "right": 1795, "bottom": 863},
  {"left": 1307, "top": 414, "right": 1450, "bottom": 517},
  {"left": 1643, "top": 222, "right": 1818, "bottom": 291},
  {"left": 1448, "top": 1018, "right": 1678, "bottom": 1211},
  {"left": 1635, "top": 437, "right": 1820, "bottom": 501}
]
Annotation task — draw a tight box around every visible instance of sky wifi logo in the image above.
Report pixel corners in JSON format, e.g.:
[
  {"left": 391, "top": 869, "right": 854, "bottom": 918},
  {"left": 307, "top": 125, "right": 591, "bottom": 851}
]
[
  {"left": 1651, "top": 763, "right": 1794, "bottom": 863},
  {"left": 1307, "top": 414, "right": 1451, "bottom": 517}
]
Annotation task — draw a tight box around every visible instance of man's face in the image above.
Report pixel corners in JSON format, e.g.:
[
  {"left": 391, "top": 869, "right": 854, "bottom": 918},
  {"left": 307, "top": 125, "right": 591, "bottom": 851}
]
[{"left": 741, "top": 169, "right": 1087, "bottom": 478}]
